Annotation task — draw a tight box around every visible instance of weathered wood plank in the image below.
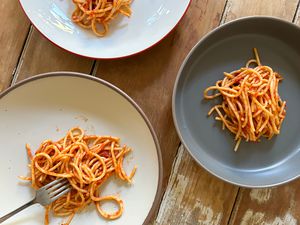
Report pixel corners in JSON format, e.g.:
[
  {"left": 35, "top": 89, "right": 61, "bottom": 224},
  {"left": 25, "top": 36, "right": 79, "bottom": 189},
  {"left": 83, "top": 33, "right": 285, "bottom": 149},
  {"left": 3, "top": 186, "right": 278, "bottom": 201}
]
[
  {"left": 0, "top": 1, "right": 30, "bottom": 90},
  {"left": 155, "top": 146, "right": 238, "bottom": 225},
  {"left": 229, "top": 182, "right": 300, "bottom": 225},
  {"left": 221, "top": 0, "right": 298, "bottom": 23},
  {"left": 222, "top": 0, "right": 300, "bottom": 224},
  {"left": 15, "top": 27, "right": 94, "bottom": 82}
]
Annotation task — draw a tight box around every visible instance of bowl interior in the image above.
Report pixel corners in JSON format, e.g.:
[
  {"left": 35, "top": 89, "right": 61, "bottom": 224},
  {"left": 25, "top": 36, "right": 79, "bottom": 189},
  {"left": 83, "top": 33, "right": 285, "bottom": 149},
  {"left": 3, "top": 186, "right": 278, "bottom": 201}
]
[
  {"left": 174, "top": 17, "right": 300, "bottom": 187},
  {"left": 0, "top": 73, "right": 161, "bottom": 224}
]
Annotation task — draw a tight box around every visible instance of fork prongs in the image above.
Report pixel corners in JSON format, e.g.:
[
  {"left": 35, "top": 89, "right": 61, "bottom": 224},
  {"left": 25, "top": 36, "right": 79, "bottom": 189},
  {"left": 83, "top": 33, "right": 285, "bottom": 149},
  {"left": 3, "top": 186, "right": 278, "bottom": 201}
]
[
  {"left": 45, "top": 178, "right": 69, "bottom": 193},
  {"left": 49, "top": 183, "right": 70, "bottom": 198},
  {"left": 50, "top": 185, "right": 71, "bottom": 202},
  {"left": 41, "top": 178, "right": 66, "bottom": 190}
]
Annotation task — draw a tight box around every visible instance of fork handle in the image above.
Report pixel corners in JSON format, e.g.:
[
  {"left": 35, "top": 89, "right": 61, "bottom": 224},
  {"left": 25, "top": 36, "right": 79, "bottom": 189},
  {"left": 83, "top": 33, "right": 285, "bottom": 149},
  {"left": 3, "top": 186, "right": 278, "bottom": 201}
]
[{"left": 0, "top": 199, "right": 36, "bottom": 223}]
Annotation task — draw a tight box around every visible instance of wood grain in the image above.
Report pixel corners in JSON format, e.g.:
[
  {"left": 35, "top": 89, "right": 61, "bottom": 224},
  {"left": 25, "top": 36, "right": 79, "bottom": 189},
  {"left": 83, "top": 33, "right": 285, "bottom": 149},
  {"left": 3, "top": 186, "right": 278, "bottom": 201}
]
[
  {"left": 222, "top": 0, "right": 300, "bottom": 224},
  {"left": 155, "top": 146, "right": 238, "bottom": 225},
  {"left": 221, "top": 0, "right": 298, "bottom": 23},
  {"left": 229, "top": 181, "right": 300, "bottom": 225},
  {"left": 15, "top": 27, "right": 94, "bottom": 82},
  {"left": 0, "top": 0, "right": 30, "bottom": 90}
]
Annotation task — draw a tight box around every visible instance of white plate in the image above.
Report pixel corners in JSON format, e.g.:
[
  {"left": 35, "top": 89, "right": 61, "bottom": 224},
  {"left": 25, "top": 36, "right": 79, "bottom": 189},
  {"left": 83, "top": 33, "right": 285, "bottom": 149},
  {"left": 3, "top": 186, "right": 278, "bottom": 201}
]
[
  {"left": 0, "top": 72, "right": 162, "bottom": 225},
  {"left": 18, "top": 0, "right": 191, "bottom": 59}
]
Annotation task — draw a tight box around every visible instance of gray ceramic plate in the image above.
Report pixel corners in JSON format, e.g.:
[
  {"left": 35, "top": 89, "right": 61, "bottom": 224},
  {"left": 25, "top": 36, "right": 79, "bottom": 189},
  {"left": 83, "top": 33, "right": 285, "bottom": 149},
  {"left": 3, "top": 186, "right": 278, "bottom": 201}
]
[{"left": 173, "top": 16, "right": 300, "bottom": 187}]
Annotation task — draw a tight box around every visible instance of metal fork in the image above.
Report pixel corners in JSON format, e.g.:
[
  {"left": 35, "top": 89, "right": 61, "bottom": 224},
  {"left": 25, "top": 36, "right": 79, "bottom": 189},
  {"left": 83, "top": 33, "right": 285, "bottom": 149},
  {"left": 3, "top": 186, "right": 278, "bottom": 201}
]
[{"left": 0, "top": 178, "right": 71, "bottom": 223}]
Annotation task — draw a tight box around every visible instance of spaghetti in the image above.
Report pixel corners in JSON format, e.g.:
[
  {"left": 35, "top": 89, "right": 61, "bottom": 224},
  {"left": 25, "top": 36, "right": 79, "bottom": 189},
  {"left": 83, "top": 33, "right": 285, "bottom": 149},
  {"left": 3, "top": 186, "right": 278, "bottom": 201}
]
[
  {"left": 20, "top": 127, "right": 137, "bottom": 225},
  {"left": 71, "top": 0, "right": 132, "bottom": 37},
  {"left": 204, "top": 48, "right": 286, "bottom": 151}
]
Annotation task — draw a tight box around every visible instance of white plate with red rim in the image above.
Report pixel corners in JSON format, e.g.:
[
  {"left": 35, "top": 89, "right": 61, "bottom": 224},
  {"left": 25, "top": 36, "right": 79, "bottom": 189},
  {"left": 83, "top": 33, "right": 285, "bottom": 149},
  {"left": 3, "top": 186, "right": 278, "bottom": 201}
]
[
  {"left": 18, "top": 0, "right": 191, "bottom": 59},
  {"left": 0, "top": 72, "right": 162, "bottom": 225}
]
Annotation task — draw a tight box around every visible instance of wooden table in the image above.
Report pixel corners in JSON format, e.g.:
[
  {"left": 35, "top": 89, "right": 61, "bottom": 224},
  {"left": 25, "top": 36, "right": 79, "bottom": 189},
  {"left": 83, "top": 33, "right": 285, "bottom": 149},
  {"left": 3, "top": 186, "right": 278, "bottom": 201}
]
[{"left": 2, "top": 0, "right": 300, "bottom": 224}]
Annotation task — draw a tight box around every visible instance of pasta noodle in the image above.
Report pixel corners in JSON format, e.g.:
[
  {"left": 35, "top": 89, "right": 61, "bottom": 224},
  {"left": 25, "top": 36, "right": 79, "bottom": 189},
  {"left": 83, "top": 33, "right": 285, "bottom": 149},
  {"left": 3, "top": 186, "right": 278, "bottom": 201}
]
[
  {"left": 203, "top": 48, "right": 286, "bottom": 151},
  {"left": 71, "top": 0, "right": 132, "bottom": 37},
  {"left": 20, "top": 127, "right": 137, "bottom": 225}
]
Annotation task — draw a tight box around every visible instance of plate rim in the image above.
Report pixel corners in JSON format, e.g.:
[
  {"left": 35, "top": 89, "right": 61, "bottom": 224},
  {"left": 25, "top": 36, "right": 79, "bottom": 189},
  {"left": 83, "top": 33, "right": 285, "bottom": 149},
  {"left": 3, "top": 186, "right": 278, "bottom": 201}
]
[
  {"left": 18, "top": 0, "right": 192, "bottom": 59},
  {"left": 2, "top": 71, "right": 163, "bottom": 224},
  {"left": 172, "top": 15, "right": 300, "bottom": 188}
]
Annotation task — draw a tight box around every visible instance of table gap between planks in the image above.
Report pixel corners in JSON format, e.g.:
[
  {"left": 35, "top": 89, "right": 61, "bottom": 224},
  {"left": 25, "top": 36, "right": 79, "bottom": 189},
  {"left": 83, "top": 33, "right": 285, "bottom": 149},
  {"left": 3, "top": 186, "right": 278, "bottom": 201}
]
[{"left": 1, "top": 0, "right": 300, "bottom": 224}]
